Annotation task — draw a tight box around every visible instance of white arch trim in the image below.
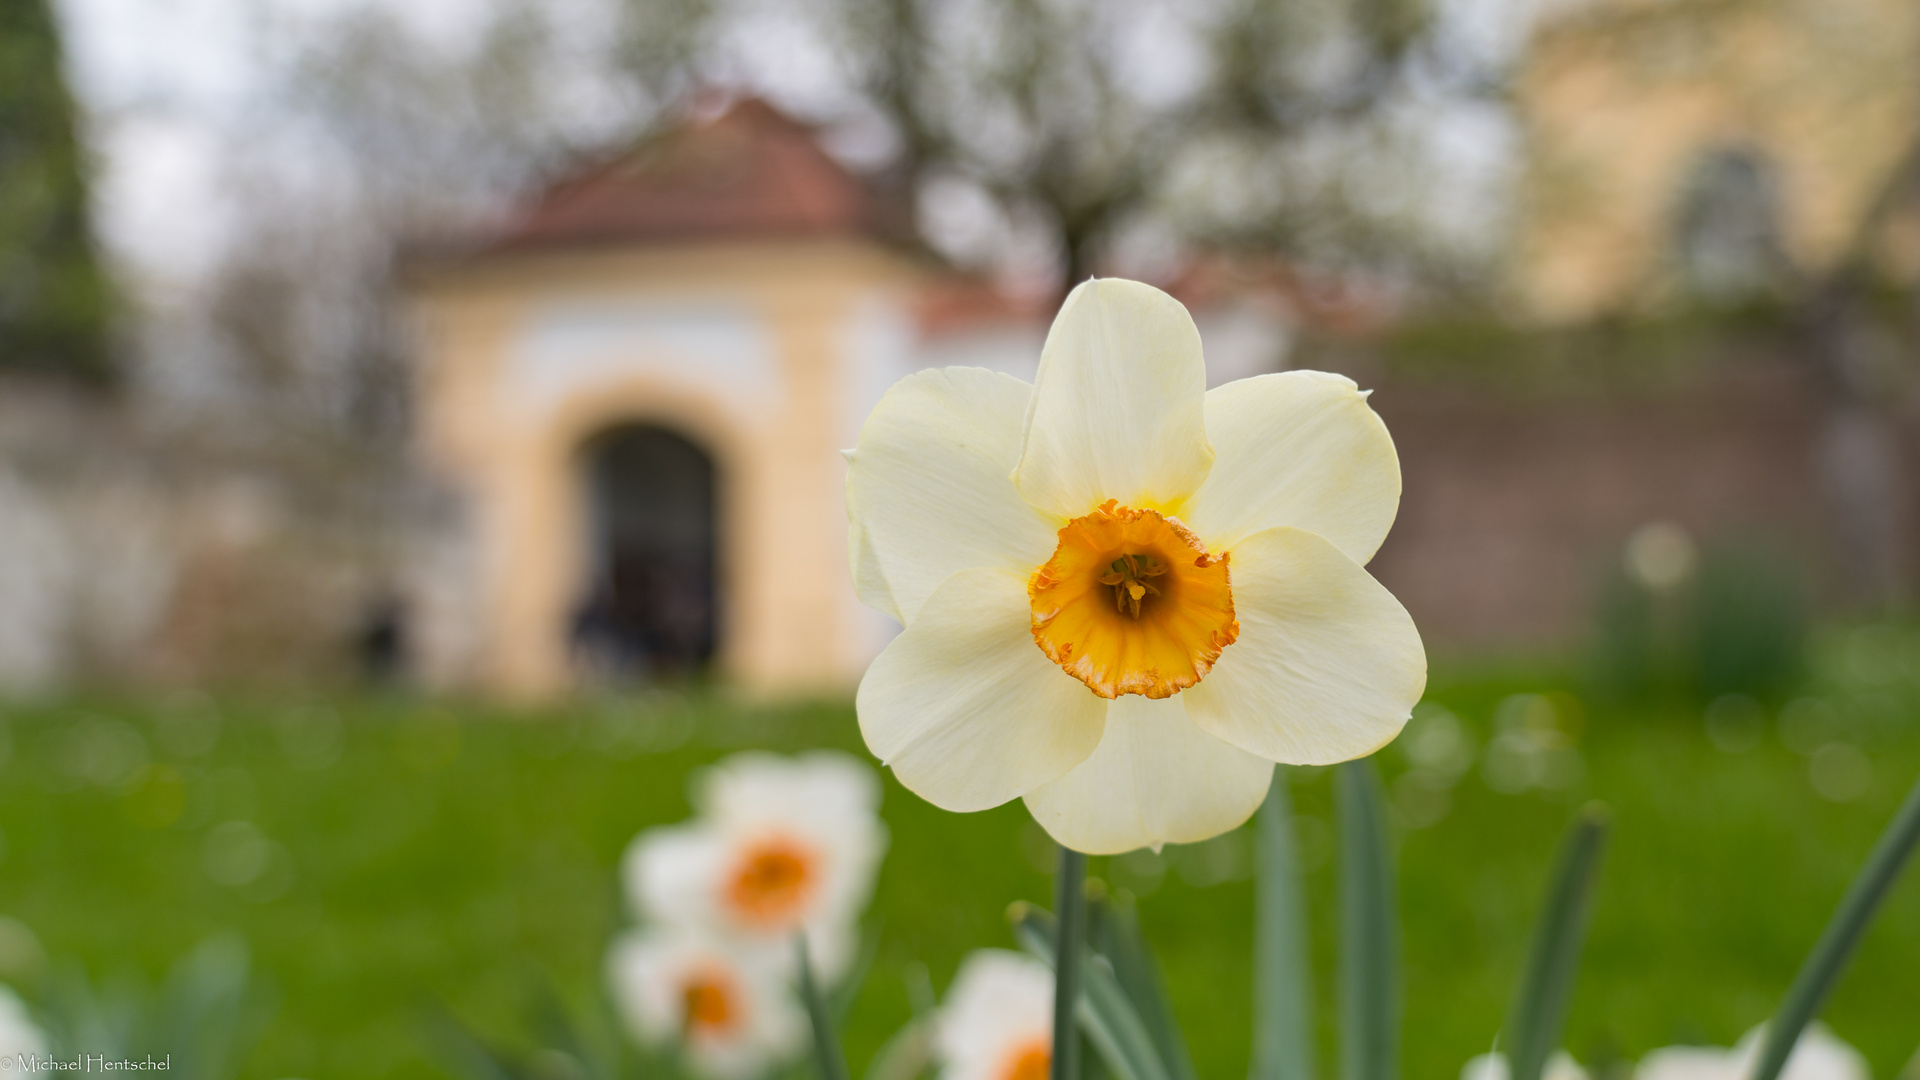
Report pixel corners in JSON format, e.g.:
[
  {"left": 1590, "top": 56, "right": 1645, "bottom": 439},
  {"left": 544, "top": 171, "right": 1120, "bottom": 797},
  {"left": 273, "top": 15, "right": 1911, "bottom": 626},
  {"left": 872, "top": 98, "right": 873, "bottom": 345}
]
[{"left": 503, "top": 298, "right": 783, "bottom": 422}]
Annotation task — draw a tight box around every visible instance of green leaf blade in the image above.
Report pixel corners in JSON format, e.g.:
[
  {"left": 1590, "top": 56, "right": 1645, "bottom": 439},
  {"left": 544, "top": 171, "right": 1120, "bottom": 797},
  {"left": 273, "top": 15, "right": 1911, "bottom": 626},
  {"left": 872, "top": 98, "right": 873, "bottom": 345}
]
[
  {"left": 1338, "top": 759, "right": 1398, "bottom": 1080},
  {"left": 797, "top": 935, "right": 851, "bottom": 1080},
  {"left": 1252, "top": 767, "right": 1315, "bottom": 1080},
  {"left": 1089, "top": 890, "right": 1197, "bottom": 1080},
  {"left": 1010, "top": 904, "right": 1173, "bottom": 1080},
  {"left": 1505, "top": 804, "right": 1611, "bottom": 1080},
  {"left": 862, "top": 1017, "right": 934, "bottom": 1080},
  {"left": 1748, "top": 771, "right": 1920, "bottom": 1080}
]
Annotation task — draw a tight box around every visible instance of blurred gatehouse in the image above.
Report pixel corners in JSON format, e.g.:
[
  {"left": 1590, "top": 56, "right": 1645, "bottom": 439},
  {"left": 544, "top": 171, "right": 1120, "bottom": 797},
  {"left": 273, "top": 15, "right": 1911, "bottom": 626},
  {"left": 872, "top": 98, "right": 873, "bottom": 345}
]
[{"left": 404, "top": 100, "right": 1291, "bottom": 697}]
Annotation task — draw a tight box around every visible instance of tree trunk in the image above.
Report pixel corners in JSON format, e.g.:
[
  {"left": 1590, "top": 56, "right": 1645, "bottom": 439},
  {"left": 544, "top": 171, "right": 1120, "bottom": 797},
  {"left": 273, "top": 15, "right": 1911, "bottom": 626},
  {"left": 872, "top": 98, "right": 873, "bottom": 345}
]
[{"left": 1804, "top": 286, "right": 1911, "bottom": 612}]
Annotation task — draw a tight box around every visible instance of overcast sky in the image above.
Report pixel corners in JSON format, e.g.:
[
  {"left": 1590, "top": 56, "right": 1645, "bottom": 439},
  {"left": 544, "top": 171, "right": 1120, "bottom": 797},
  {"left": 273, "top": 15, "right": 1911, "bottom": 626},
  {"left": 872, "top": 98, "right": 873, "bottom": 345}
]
[
  {"left": 53, "top": 0, "right": 499, "bottom": 292},
  {"left": 53, "top": 0, "right": 1549, "bottom": 300}
]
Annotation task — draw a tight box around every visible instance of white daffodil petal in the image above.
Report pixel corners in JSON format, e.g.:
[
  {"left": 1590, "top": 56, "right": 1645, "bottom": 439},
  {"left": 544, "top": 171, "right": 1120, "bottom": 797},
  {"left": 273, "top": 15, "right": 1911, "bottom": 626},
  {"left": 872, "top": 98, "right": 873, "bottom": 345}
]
[
  {"left": 1022, "top": 694, "right": 1272, "bottom": 854},
  {"left": 857, "top": 567, "right": 1107, "bottom": 812},
  {"left": 847, "top": 367, "right": 1061, "bottom": 625},
  {"left": 1180, "top": 370, "right": 1401, "bottom": 562},
  {"left": 849, "top": 519, "right": 901, "bottom": 624},
  {"left": 1183, "top": 527, "right": 1426, "bottom": 764},
  {"left": 607, "top": 928, "right": 807, "bottom": 1080},
  {"left": 1636, "top": 1046, "right": 1741, "bottom": 1080},
  {"left": 623, "top": 823, "right": 724, "bottom": 925},
  {"left": 937, "top": 950, "right": 1054, "bottom": 1080},
  {"left": 1464, "top": 1053, "right": 1589, "bottom": 1080},
  {"left": 1462, "top": 1052, "right": 1511, "bottom": 1080},
  {"left": 698, "top": 750, "right": 883, "bottom": 822},
  {"left": 1730, "top": 1024, "right": 1868, "bottom": 1080},
  {"left": 0, "top": 987, "right": 46, "bottom": 1062},
  {"left": 1013, "top": 279, "right": 1213, "bottom": 518},
  {"left": 690, "top": 751, "right": 890, "bottom": 973}
]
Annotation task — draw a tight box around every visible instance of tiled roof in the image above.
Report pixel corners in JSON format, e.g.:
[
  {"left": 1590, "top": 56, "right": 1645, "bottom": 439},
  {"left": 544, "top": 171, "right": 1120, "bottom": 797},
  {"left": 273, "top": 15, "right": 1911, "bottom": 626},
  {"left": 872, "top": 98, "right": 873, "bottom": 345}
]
[{"left": 488, "top": 98, "right": 882, "bottom": 252}]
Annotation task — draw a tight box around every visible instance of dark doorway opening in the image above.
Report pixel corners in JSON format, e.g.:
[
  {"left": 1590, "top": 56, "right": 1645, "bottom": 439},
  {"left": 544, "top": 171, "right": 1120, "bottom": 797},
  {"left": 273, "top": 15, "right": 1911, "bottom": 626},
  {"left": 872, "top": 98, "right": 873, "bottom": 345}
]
[{"left": 572, "top": 424, "right": 718, "bottom": 681}]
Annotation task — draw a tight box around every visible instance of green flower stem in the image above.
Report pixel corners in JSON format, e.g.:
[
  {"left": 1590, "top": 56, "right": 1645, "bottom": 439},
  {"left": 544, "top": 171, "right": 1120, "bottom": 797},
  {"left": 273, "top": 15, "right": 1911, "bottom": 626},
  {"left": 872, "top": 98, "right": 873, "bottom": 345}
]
[
  {"left": 1054, "top": 844, "right": 1089, "bottom": 1080},
  {"left": 1749, "top": 770, "right": 1920, "bottom": 1080},
  {"left": 797, "top": 934, "right": 851, "bottom": 1080}
]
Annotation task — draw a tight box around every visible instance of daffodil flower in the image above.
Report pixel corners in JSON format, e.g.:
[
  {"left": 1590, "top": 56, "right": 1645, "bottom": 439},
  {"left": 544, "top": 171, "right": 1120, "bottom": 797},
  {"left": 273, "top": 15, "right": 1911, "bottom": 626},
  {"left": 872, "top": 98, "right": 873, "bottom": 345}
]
[
  {"left": 1462, "top": 1051, "right": 1590, "bottom": 1080},
  {"left": 848, "top": 278, "right": 1426, "bottom": 854},
  {"left": 606, "top": 927, "right": 806, "bottom": 1080},
  {"left": 0, "top": 986, "right": 45, "bottom": 1063},
  {"left": 1635, "top": 1025, "right": 1867, "bottom": 1080},
  {"left": 934, "top": 949, "right": 1055, "bottom": 1080},
  {"left": 624, "top": 751, "right": 887, "bottom": 979}
]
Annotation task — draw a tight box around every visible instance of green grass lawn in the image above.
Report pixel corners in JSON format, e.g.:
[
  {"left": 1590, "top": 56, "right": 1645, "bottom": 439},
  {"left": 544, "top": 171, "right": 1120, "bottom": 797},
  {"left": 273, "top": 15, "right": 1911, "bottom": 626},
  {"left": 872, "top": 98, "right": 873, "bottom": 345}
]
[{"left": 2, "top": 645, "right": 1918, "bottom": 1080}]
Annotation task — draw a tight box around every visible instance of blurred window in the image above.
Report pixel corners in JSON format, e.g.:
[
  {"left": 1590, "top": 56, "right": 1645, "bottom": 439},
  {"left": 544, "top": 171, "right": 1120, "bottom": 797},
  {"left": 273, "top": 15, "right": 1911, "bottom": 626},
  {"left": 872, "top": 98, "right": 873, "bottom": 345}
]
[{"left": 1671, "top": 145, "right": 1787, "bottom": 301}]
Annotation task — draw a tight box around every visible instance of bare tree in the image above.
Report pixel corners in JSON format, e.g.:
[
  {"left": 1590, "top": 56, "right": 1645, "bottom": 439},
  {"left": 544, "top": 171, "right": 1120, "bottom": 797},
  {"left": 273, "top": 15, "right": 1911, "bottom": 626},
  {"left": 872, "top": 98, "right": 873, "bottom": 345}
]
[
  {"left": 1786, "top": 140, "right": 1920, "bottom": 609},
  {"left": 567, "top": 0, "right": 1496, "bottom": 296},
  {"left": 817, "top": 0, "right": 1482, "bottom": 292},
  {"left": 192, "top": 0, "right": 1489, "bottom": 437},
  {"left": 196, "top": 0, "right": 674, "bottom": 444}
]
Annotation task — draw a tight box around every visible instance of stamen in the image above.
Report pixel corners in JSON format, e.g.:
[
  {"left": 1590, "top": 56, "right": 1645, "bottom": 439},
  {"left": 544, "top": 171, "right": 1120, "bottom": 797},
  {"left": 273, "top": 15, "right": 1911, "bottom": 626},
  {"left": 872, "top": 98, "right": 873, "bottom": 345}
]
[
  {"left": 682, "top": 974, "right": 735, "bottom": 1034},
  {"left": 1103, "top": 553, "right": 1166, "bottom": 618}
]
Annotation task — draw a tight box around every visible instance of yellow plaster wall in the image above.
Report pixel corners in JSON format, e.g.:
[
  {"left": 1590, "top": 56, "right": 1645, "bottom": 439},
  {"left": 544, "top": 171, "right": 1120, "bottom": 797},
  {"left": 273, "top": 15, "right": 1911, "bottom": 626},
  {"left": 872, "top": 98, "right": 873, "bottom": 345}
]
[
  {"left": 408, "top": 240, "right": 921, "bottom": 700},
  {"left": 1512, "top": 0, "right": 1920, "bottom": 321}
]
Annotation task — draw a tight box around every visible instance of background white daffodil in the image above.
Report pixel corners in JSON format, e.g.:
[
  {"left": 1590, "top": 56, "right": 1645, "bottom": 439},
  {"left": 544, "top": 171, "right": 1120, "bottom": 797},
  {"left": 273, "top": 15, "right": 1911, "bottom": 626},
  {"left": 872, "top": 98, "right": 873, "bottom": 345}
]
[
  {"left": 848, "top": 277, "right": 1426, "bottom": 853},
  {"left": 606, "top": 927, "right": 807, "bottom": 1080},
  {"left": 0, "top": 986, "right": 45, "bottom": 1063},
  {"left": 934, "top": 949, "right": 1054, "bottom": 1080},
  {"left": 1462, "top": 1050, "right": 1591, "bottom": 1080},
  {"left": 624, "top": 750, "right": 887, "bottom": 979},
  {"left": 1635, "top": 1025, "right": 1868, "bottom": 1080}
]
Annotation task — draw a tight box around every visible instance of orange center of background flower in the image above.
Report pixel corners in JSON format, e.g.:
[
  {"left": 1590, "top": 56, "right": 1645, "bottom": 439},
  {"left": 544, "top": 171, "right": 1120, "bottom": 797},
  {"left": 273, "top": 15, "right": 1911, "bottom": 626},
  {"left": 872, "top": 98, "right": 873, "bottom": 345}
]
[
  {"left": 1029, "top": 500, "right": 1238, "bottom": 699},
  {"left": 680, "top": 971, "right": 739, "bottom": 1037},
  {"left": 998, "top": 1040, "right": 1051, "bottom": 1080},
  {"left": 725, "top": 837, "right": 819, "bottom": 926}
]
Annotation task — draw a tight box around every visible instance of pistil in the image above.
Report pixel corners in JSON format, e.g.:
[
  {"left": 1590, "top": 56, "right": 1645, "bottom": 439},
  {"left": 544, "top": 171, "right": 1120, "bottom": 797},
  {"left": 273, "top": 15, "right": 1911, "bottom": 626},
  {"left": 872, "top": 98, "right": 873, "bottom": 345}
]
[{"left": 1098, "top": 553, "right": 1167, "bottom": 618}]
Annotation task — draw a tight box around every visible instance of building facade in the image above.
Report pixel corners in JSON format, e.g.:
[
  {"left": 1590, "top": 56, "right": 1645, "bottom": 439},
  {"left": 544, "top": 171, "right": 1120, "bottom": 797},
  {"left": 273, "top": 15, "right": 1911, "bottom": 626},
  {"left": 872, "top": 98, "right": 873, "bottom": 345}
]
[
  {"left": 1512, "top": 0, "right": 1920, "bottom": 320},
  {"left": 406, "top": 101, "right": 1290, "bottom": 699}
]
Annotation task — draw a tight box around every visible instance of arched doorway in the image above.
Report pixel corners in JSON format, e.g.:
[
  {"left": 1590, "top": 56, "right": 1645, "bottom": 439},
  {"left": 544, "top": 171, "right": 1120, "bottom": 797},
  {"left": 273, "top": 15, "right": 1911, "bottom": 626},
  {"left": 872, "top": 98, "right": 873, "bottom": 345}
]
[{"left": 571, "top": 424, "right": 719, "bottom": 681}]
